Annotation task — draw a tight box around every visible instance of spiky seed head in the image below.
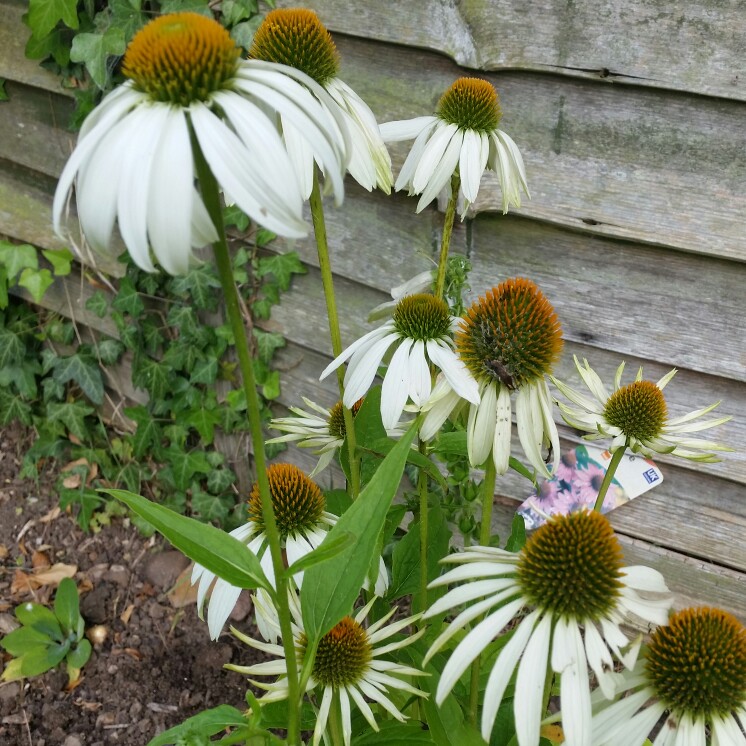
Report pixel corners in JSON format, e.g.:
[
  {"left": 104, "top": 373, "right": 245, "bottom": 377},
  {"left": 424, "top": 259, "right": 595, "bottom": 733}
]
[
  {"left": 247, "top": 463, "right": 324, "bottom": 537},
  {"left": 457, "top": 278, "right": 563, "bottom": 388},
  {"left": 645, "top": 607, "right": 746, "bottom": 719},
  {"left": 604, "top": 380, "right": 667, "bottom": 443},
  {"left": 249, "top": 8, "right": 339, "bottom": 85},
  {"left": 392, "top": 293, "right": 452, "bottom": 341},
  {"left": 437, "top": 77, "right": 502, "bottom": 133},
  {"left": 516, "top": 510, "right": 624, "bottom": 620},
  {"left": 123, "top": 13, "right": 239, "bottom": 106},
  {"left": 327, "top": 398, "right": 363, "bottom": 440}
]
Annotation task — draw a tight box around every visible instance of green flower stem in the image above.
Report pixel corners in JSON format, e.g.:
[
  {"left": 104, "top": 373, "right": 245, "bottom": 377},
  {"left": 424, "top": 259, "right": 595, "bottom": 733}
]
[
  {"left": 328, "top": 692, "right": 345, "bottom": 746},
  {"left": 434, "top": 173, "right": 461, "bottom": 300},
  {"left": 593, "top": 446, "right": 626, "bottom": 512},
  {"left": 309, "top": 171, "right": 360, "bottom": 498},
  {"left": 191, "top": 137, "right": 301, "bottom": 745},
  {"left": 418, "top": 439, "right": 430, "bottom": 614},
  {"left": 469, "top": 456, "right": 498, "bottom": 724}
]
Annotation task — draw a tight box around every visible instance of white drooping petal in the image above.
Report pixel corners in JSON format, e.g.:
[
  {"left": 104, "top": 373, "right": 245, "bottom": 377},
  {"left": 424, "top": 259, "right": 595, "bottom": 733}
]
[
  {"left": 459, "top": 128, "right": 484, "bottom": 204},
  {"left": 319, "top": 325, "right": 392, "bottom": 380},
  {"left": 426, "top": 339, "right": 480, "bottom": 404},
  {"left": 514, "top": 613, "right": 552, "bottom": 746},
  {"left": 416, "top": 127, "right": 464, "bottom": 212},
  {"left": 381, "top": 337, "right": 413, "bottom": 429},
  {"left": 207, "top": 578, "right": 242, "bottom": 641},
  {"left": 492, "top": 384, "right": 513, "bottom": 474},
  {"left": 468, "top": 382, "right": 498, "bottom": 467},
  {"left": 395, "top": 121, "right": 438, "bottom": 193},
  {"left": 343, "top": 333, "right": 400, "bottom": 406},
  {"left": 407, "top": 339, "right": 432, "bottom": 406},
  {"left": 412, "top": 122, "right": 458, "bottom": 194},
  {"left": 380, "top": 115, "right": 437, "bottom": 142}
]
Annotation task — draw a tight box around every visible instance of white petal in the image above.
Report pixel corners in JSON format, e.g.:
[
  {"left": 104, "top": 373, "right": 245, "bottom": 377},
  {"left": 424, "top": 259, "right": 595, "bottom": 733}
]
[
  {"left": 313, "top": 686, "right": 333, "bottom": 746},
  {"left": 407, "top": 340, "right": 432, "bottom": 405},
  {"left": 620, "top": 565, "right": 671, "bottom": 594},
  {"left": 551, "top": 618, "right": 591, "bottom": 746},
  {"left": 380, "top": 115, "right": 437, "bottom": 142},
  {"left": 468, "top": 383, "right": 498, "bottom": 467},
  {"left": 516, "top": 385, "right": 549, "bottom": 476},
  {"left": 206, "top": 578, "right": 241, "bottom": 640},
  {"left": 514, "top": 613, "right": 552, "bottom": 746},
  {"left": 343, "top": 333, "right": 399, "bottom": 405},
  {"left": 426, "top": 339, "right": 480, "bottom": 404},
  {"left": 459, "top": 129, "right": 484, "bottom": 203},
  {"left": 395, "top": 121, "right": 438, "bottom": 192},
  {"left": 381, "top": 337, "right": 414, "bottom": 429},
  {"left": 416, "top": 128, "right": 464, "bottom": 211},
  {"left": 319, "top": 325, "right": 392, "bottom": 380},
  {"left": 492, "top": 384, "right": 513, "bottom": 475},
  {"left": 420, "top": 384, "right": 461, "bottom": 441},
  {"left": 412, "top": 122, "right": 458, "bottom": 193}
]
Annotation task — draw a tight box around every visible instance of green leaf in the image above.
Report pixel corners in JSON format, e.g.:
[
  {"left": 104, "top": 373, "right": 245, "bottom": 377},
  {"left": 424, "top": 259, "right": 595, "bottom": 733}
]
[
  {"left": 1, "top": 626, "right": 53, "bottom": 656},
  {"left": 0, "top": 242, "right": 38, "bottom": 281},
  {"left": 229, "top": 16, "right": 262, "bottom": 50},
  {"left": 169, "top": 267, "right": 222, "bottom": 310},
  {"left": 255, "top": 252, "right": 305, "bottom": 291},
  {"left": 253, "top": 329, "right": 285, "bottom": 364},
  {"left": 222, "top": 204, "right": 250, "bottom": 231},
  {"left": 66, "top": 638, "right": 91, "bottom": 670},
  {"left": 59, "top": 488, "right": 104, "bottom": 529},
  {"left": 85, "top": 290, "right": 109, "bottom": 318},
  {"left": 388, "top": 503, "right": 451, "bottom": 602},
  {"left": 159, "top": 0, "right": 211, "bottom": 14},
  {"left": 46, "top": 400, "right": 94, "bottom": 441},
  {"left": 16, "top": 602, "right": 63, "bottom": 642},
  {"left": 283, "top": 532, "right": 356, "bottom": 579},
  {"left": 27, "top": 0, "right": 79, "bottom": 38},
  {"left": 52, "top": 353, "right": 104, "bottom": 404},
  {"left": 505, "top": 513, "right": 527, "bottom": 553},
  {"left": 112, "top": 277, "right": 145, "bottom": 317},
  {"left": 260, "top": 369, "right": 280, "bottom": 400},
  {"left": 190, "top": 357, "right": 218, "bottom": 385},
  {"left": 133, "top": 356, "right": 170, "bottom": 400},
  {"left": 41, "top": 248, "right": 73, "bottom": 276},
  {"left": 191, "top": 486, "right": 231, "bottom": 524},
  {"left": 70, "top": 27, "right": 127, "bottom": 89},
  {"left": 433, "top": 430, "right": 467, "bottom": 457},
  {"left": 509, "top": 456, "right": 538, "bottom": 485},
  {"left": 0, "top": 266, "right": 8, "bottom": 309},
  {"left": 206, "top": 467, "right": 235, "bottom": 494},
  {"left": 104, "top": 489, "right": 270, "bottom": 591},
  {"left": 109, "top": 0, "right": 148, "bottom": 39},
  {"left": 185, "top": 407, "right": 222, "bottom": 445},
  {"left": 165, "top": 448, "right": 212, "bottom": 491},
  {"left": 18, "top": 268, "right": 54, "bottom": 303},
  {"left": 124, "top": 406, "right": 162, "bottom": 459},
  {"left": 2, "top": 643, "right": 69, "bottom": 680},
  {"left": 53, "top": 578, "right": 80, "bottom": 636},
  {"left": 0, "top": 328, "right": 25, "bottom": 367},
  {"left": 147, "top": 705, "right": 248, "bottom": 746},
  {"left": 302, "top": 419, "right": 418, "bottom": 642},
  {"left": 96, "top": 339, "right": 124, "bottom": 366},
  {"left": 354, "top": 721, "right": 435, "bottom": 745}
]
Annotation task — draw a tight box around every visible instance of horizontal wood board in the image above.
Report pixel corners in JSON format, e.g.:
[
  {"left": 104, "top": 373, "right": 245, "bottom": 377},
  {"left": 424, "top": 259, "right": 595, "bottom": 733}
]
[{"left": 276, "top": 0, "right": 746, "bottom": 102}]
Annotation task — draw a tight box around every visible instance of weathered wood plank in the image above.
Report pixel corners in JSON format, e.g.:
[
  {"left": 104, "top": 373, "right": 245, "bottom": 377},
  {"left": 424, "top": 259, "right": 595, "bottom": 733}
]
[
  {"left": 332, "top": 36, "right": 746, "bottom": 263},
  {"left": 276, "top": 0, "right": 746, "bottom": 103}
]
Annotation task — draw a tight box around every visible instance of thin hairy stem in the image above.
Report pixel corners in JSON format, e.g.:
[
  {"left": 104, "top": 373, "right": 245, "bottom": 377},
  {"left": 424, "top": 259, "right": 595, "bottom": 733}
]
[
  {"left": 434, "top": 173, "right": 461, "bottom": 300},
  {"left": 594, "top": 446, "right": 626, "bottom": 512}
]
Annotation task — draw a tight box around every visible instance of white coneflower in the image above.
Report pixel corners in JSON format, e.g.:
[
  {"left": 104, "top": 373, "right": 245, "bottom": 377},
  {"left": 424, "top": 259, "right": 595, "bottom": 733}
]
[
  {"left": 228, "top": 593, "right": 427, "bottom": 746},
  {"left": 53, "top": 13, "right": 346, "bottom": 275},
  {"left": 552, "top": 357, "right": 732, "bottom": 463},
  {"left": 587, "top": 607, "right": 746, "bottom": 745},
  {"left": 249, "top": 8, "right": 393, "bottom": 197},
  {"left": 421, "top": 277, "right": 563, "bottom": 477},
  {"left": 381, "top": 77, "right": 529, "bottom": 215},
  {"left": 320, "top": 293, "right": 479, "bottom": 430},
  {"left": 425, "top": 509, "right": 672, "bottom": 746},
  {"left": 191, "top": 463, "right": 388, "bottom": 640}
]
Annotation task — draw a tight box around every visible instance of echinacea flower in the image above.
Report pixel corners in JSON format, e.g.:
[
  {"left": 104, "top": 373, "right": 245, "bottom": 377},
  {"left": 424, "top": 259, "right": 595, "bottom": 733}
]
[
  {"left": 191, "top": 463, "right": 388, "bottom": 639},
  {"left": 320, "top": 293, "right": 480, "bottom": 430},
  {"left": 425, "top": 509, "right": 673, "bottom": 746},
  {"left": 53, "top": 13, "right": 347, "bottom": 275},
  {"left": 587, "top": 607, "right": 746, "bottom": 746},
  {"left": 552, "top": 357, "right": 732, "bottom": 462},
  {"left": 228, "top": 593, "right": 427, "bottom": 746},
  {"left": 381, "top": 77, "right": 529, "bottom": 215},
  {"left": 421, "top": 278, "right": 563, "bottom": 477},
  {"left": 250, "top": 8, "right": 392, "bottom": 196}
]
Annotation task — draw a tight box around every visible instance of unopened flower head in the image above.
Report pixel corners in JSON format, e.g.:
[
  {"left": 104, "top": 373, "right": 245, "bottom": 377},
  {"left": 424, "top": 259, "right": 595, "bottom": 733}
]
[
  {"left": 320, "top": 292, "right": 479, "bottom": 430},
  {"left": 589, "top": 607, "right": 746, "bottom": 745},
  {"left": 421, "top": 278, "right": 563, "bottom": 477},
  {"left": 229, "top": 594, "right": 427, "bottom": 746},
  {"left": 552, "top": 357, "right": 732, "bottom": 462},
  {"left": 192, "top": 463, "right": 388, "bottom": 640},
  {"left": 425, "top": 510, "right": 672, "bottom": 746},
  {"left": 381, "top": 76, "right": 528, "bottom": 215},
  {"left": 53, "top": 12, "right": 353, "bottom": 274},
  {"left": 250, "top": 8, "right": 393, "bottom": 196}
]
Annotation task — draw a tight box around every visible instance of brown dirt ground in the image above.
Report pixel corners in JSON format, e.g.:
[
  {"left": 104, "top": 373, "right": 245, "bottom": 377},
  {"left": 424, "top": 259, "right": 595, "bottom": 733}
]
[{"left": 0, "top": 422, "right": 259, "bottom": 746}]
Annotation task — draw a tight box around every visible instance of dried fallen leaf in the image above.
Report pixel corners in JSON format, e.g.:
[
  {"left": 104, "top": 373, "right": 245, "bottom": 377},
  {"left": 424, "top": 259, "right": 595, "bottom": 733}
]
[
  {"left": 31, "top": 550, "right": 50, "bottom": 569},
  {"left": 10, "top": 563, "right": 77, "bottom": 594},
  {"left": 120, "top": 604, "right": 135, "bottom": 625},
  {"left": 62, "top": 474, "right": 82, "bottom": 489},
  {"left": 0, "top": 545, "right": 7, "bottom": 559},
  {"left": 38, "top": 507, "right": 61, "bottom": 524},
  {"left": 167, "top": 566, "right": 199, "bottom": 609},
  {"left": 73, "top": 699, "right": 103, "bottom": 712}
]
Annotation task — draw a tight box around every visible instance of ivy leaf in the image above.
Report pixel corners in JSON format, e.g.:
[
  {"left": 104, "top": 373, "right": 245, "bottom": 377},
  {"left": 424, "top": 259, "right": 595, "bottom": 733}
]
[
  {"left": 59, "top": 488, "right": 103, "bottom": 529},
  {"left": 27, "top": 0, "right": 79, "bottom": 38},
  {"left": 18, "top": 268, "right": 54, "bottom": 303},
  {"left": 169, "top": 267, "right": 221, "bottom": 310},
  {"left": 255, "top": 252, "right": 306, "bottom": 291},
  {"left": 41, "top": 248, "right": 74, "bottom": 276},
  {"left": 46, "top": 401, "right": 95, "bottom": 441},
  {"left": 191, "top": 485, "right": 231, "bottom": 524},
  {"left": 253, "top": 329, "right": 285, "bottom": 365},
  {"left": 124, "top": 405, "right": 162, "bottom": 459},
  {"left": 185, "top": 406, "right": 222, "bottom": 445},
  {"left": 230, "top": 16, "right": 263, "bottom": 50},
  {"left": 133, "top": 356, "right": 169, "bottom": 400},
  {"left": 70, "top": 27, "right": 127, "bottom": 89},
  {"left": 112, "top": 277, "right": 144, "bottom": 317},
  {"left": 0, "top": 328, "right": 25, "bottom": 367},
  {"left": 190, "top": 357, "right": 218, "bottom": 385},
  {"left": 85, "top": 290, "right": 109, "bottom": 318},
  {"left": 221, "top": 0, "right": 257, "bottom": 26},
  {"left": 109, "top": 0, "right": 148, "bottom": 40},
  {"left": 159, "top": 0, "right": 211, "bottom": 14},
  {"left": 52, "top": 353, "right": 104, "bottom": 404},
  {"left": 96, "top": 339, "right": 124, "bottom": 366},
  {"left": 206, "top": 467, "right": 235, "bottom": 494},
  {"left": 0, "top": 242, "right": 38, "bottom": 282},
  {"left": 164, "top": 448, "right": 212, "bottom": 491},
  {"left": 0, "top": 392, "right": 32, "bottom": 426}
]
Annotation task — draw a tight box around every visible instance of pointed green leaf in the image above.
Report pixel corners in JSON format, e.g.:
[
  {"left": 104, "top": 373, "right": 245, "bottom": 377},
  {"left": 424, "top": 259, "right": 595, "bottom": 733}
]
[
  {"left": 27, "top": 0, "right": 79, "bottom": 37},
  {"left": 16, "top": 602, "right": 63, "bottom": 642},
  {"left": 66, "top": 639, "right": 91, "bottom": 670},
  {"left": 18, "top": 267, "right": 54, "bottom": 303},
  {"left": 85, "top": 290, "right": 109, "bottom": 318},
  {"left": 103, "top": 489, "right": 270, "bottom": 591},
  {"left": 124, "top": 406, "right": 162, "bottom": 459},
  {"left": 255, "top": 251, "right": 306, "bottom": 290},
  {"left": 1, "top": 626, "right": 53, "bottom": 656},
  {"left": 0, "top": 328, "right": 25, "bottom": 367},
  {"left": 0, "top": 242, "right": 38, "bottom": 281},
  {"left": 147, "top": 705, "right": 248, "bottom": 746},
  {"left": 52, "top": 353, "right": 104, "bottom": 404},
  {"left": 70, "top": 27, "right": 126, "bottom": 89},
  {"left": 53, "top": 578, "right": 80, "bottom": 635},
  {"left": 41, "top": 248, "right": 73, "bottom": 276},
  {"left": 302, "top": 419, "right": 418, "bottom": 642}
]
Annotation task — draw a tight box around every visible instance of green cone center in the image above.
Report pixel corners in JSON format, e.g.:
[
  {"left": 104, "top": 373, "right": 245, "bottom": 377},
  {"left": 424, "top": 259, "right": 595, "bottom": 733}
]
[
  {"left": 645, "top": 607, "right": 746, "bottom": 718},
  {"left": 456, "top": 278, "right": 563, "bottom": 388},
  {"left": 437, "top": 77, "right": 501, "bottom": 133},
  {"left": 516, "top": 510, "right": 623, "bottom": 620},
  {"left": 392, "top": 294, "right": 451, "bottom": 341},
  {"left": 122, "top": 13, "right": 239, "bottom": 106},
  {"left": 604, "top": 380, "right": 667, "bottom": 443},
  {"left": 247, "top": 463, "right": 325, "bottom": 537},
  {"left": 249, "top": 8, "right": 339, "bottom": 85}
]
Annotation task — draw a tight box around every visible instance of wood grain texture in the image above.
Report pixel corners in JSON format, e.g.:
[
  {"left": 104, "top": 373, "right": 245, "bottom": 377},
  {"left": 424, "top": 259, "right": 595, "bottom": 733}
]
[{"left": 275, "top": 0, "right": 746, "bottom": 102}]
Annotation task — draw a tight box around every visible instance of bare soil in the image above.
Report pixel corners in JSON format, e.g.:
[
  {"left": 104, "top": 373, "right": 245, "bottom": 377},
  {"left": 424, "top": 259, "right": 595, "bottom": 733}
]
[{"left": 0, "top": 422, "right": 258, "bottom": 746}]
